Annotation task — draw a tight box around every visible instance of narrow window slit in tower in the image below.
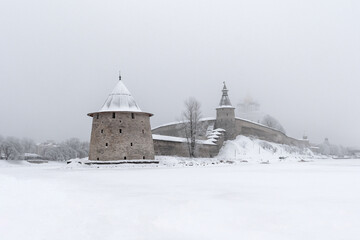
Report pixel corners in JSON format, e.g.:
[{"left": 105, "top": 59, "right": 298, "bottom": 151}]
[
  {"left": 131, "top": 113, "right": 135, "bottom": 119},
  {"left": 142, "top": 129, "right": 144, "bottom": 134},
  {"left": 101, "top": 129, "right": 103, "bottom": 133},
  {"left": 143, "top": 156, "right": 145, "bottom": 159},
  {"left": 112, "top": 112, "right": 116, "bottom": 118},
  {"left": 124, "top": 156, "right": 127, "bottom": 160},
  {"left": 131, "top": 143, "right": 133, "bottom": 146},
  {"left": 105, "top": 143, "right": 108, "bottom": 147},
  {"left": 119, "top": 129, "right": 122, "bottom": 133},
  {"left": 96, "top": 114, "right": 99, "bottom": 119},
  {"left": 97, "top": 158, "right": 99, "bottom": 160}
]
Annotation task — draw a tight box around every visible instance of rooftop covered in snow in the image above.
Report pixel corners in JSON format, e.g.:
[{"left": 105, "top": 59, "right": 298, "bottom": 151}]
[{"left": 88, "top": 76, "right": 153, "bottom": 117}]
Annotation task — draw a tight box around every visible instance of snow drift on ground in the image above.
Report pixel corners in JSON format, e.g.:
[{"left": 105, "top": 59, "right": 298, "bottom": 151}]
[
  {"left": 218, "top": 135, "right": 314, "bottom": 162},
  {"left": 64, "top": 135, "right": 314, "bottom": 168}
]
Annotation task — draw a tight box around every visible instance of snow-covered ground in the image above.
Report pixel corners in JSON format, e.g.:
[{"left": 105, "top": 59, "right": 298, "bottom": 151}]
[
  {"left": 0, "top": 158, "right": 359, "bottom": 240},
  {"left": 218, "top": 135, "right": 314, "bottom": 163}
]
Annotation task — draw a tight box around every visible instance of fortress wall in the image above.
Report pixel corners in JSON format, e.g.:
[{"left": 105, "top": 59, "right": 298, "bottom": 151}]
[
  {"left": 153, "top": 140, "right": 219, "bottom": 158},
  {"left": 153, "top": 140, "right": 188, "bottom": 157},
  {"left": 152, "top": 118, "right": 308, "bottom": 159},
  {"left": 282, "top": 136, "right": 309, "bottom": 148},
  {"left": 235, "top": 118, "right": 309, "bottom": 147},
  {"left": 152, "top": 119, "right": 216, "bottom": 138},
  {"left": 152, "top": 123, "right": 186, "bottom": 137},
  {"left": 235, "top": 119, "right": 282, "bottom": 143}
]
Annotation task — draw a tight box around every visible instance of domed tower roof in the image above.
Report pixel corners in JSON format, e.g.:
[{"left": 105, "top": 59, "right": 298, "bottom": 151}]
[
  {"left": 88, "top": 75, "right": 153, "bottom": 116},
  {"left": 217, "top": 81, "right": 235, "bottom": 109}
]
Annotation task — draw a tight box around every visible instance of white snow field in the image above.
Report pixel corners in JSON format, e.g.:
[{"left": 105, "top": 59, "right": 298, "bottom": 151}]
[{"left": 0, "top": 159, "right": 360, "bottom": 240}]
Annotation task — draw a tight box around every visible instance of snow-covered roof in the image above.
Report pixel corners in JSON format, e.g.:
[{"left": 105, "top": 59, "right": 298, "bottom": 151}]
[
  {"left": 152, "top": 117, "right": 216, "bottom": 130},
  {"left": 88, "top": 78, "right": 153, "bottom": 116},
  {"left": 217, "top": 105, "right": 235, "bottom": 109},
  {"left": 24, "top": 153, "right": 42, "bottom": 157},
  {"left": 152, "top": 134, "right": 216, "bottom": 145},
  {"left": 99, "top": 80, "right": 142, "bottom": 112},
  {"left": 205, "top": 128, "right": 225, "bottom": 144},
  {"left": 152, "top": 134, "right": 187, "bottom": 143}
]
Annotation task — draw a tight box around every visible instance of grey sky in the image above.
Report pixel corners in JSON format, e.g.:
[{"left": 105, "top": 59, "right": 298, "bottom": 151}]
[{"left": 1, "top": 0, "right": 359, "bottom": 147}]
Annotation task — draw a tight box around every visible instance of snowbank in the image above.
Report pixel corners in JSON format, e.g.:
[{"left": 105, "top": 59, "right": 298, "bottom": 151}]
[{"left": 218, "top": 135, "right": 314, "bottom": 163}]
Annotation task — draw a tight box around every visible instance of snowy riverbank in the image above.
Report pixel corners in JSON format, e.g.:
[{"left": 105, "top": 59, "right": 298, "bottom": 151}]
[{"left": 1, "top": 158, "right": 359, "bottom": 240}]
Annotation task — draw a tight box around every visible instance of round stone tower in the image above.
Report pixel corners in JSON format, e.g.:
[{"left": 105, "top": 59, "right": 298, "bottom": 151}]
[
  {"left": 215, "top": 82, "right": 236, "bottom": 140},
  {"left": 87, "top": 76, "right": 155, "bottom": 161}
]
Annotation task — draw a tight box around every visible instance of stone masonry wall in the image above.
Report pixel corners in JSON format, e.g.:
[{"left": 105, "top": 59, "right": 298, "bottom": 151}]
[
  {"left": 89, "top": 111, "right": 155, "bottom": 160},
  {"left": 235, "top": 118, "right": 309, "bottom": 148},
  {"left": 215, "top": 108, "right": 236, "bottom": 140},
  {"left": 153, "top": 140, "right": 220, "bottom": 158},
  {"left": 152, "top": 120, "right": 216, "bottom": 139}
]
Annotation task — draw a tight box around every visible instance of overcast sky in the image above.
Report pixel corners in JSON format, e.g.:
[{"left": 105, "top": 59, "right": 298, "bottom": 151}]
[{"left": 1, "top": 0, "right": 359, "bottom": 147}]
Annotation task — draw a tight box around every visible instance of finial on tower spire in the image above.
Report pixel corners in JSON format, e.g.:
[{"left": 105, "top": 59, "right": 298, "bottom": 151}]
[
  {"left": 222, "top": 81, "right": 227, "bottom": 91},
  {"left": 119, "top": 71, "right": 122, "bottom": 81}
]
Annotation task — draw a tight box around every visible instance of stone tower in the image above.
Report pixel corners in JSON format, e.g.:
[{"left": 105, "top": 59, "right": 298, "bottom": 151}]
[
  {"left": 215, "top": 82, "right": 236, "bottom": 140},
  {"left": 87, "top": 76, "right": 155, "bottom": 161}
]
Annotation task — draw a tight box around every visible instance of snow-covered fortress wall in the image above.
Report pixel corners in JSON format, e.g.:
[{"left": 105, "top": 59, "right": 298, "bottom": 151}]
[
  {"left": 151, "top": 82, "right": 308, "bottom": 157},
  {"left": 151, "top": 119, "right": 216, "bottom": 139},
  {"left": 235, "top": 118, "right": 309, "bottom": 147},
  {"left": 152, "top": 117, "right": 308, "bottom": 157},
  {"left": 152, "top": 135, "right": 222, "bottom": 158}
]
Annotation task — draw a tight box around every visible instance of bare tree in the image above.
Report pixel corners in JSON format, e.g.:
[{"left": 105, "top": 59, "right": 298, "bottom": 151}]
[
  {"left": 261, "top": 114, "right": 286, "bottom": 134},
  {"left": 181, "top": 97, "right": 202, "bottom": 158},
  {"left": 61, "top": 138, "right": 89, "bottom": 159},
  {"left": 0, "top": 135, "right": 89, "bottom": 161},
  {"left": 44, "top": 147, "right": 63, "bottom": 161},
  {"left": 1, "top": 141, "right": 16, "bottom": 160},
  {"left": 21, "top": 138, "right": 36, "bottom": 153}
]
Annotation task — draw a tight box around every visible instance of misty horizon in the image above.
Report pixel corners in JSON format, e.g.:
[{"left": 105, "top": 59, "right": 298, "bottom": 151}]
[{"left": 1, "top": 0, "right": 359, "bottom": 148}]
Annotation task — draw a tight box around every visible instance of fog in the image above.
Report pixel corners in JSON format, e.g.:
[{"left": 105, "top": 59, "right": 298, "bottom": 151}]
[{"left": 1, "top": 0, "right": 359, "bottom": 147}]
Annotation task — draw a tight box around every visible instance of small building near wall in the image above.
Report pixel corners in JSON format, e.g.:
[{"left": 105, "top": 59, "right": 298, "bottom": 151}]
[{"left": 87, "top": 76, "right": 155, "bottom": 161}]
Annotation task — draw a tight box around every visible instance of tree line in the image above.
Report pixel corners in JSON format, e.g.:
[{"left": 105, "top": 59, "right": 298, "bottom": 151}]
[{"left": 0, "top": 135, "right": 89, "bottom": 161}]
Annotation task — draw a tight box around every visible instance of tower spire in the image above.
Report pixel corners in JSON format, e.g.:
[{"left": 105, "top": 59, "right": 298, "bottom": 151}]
[
  {"left": 215, "top": 81, "right": 236, "bottom": 140},
  {"left": 218, "top": 81, "right": 232, "bottom": 107},
  {"left": 222, "top": 81, "right": 228, "bottom": 95}
]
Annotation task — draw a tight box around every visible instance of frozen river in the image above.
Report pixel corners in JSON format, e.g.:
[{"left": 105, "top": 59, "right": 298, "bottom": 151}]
[{"left": 0, "top": 159, "right": 359, "bottom": 240}]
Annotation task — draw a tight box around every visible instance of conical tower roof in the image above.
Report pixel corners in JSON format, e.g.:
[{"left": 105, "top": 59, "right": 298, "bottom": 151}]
[
  {"left": 99, "top": 79, "right": 142, "bottom": 112},
  {"left": 217, "top": 82, "right": 235, "bottom": 109},
  {"left": 88, "top": 76, "right": 153, "bottom": 116}
]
